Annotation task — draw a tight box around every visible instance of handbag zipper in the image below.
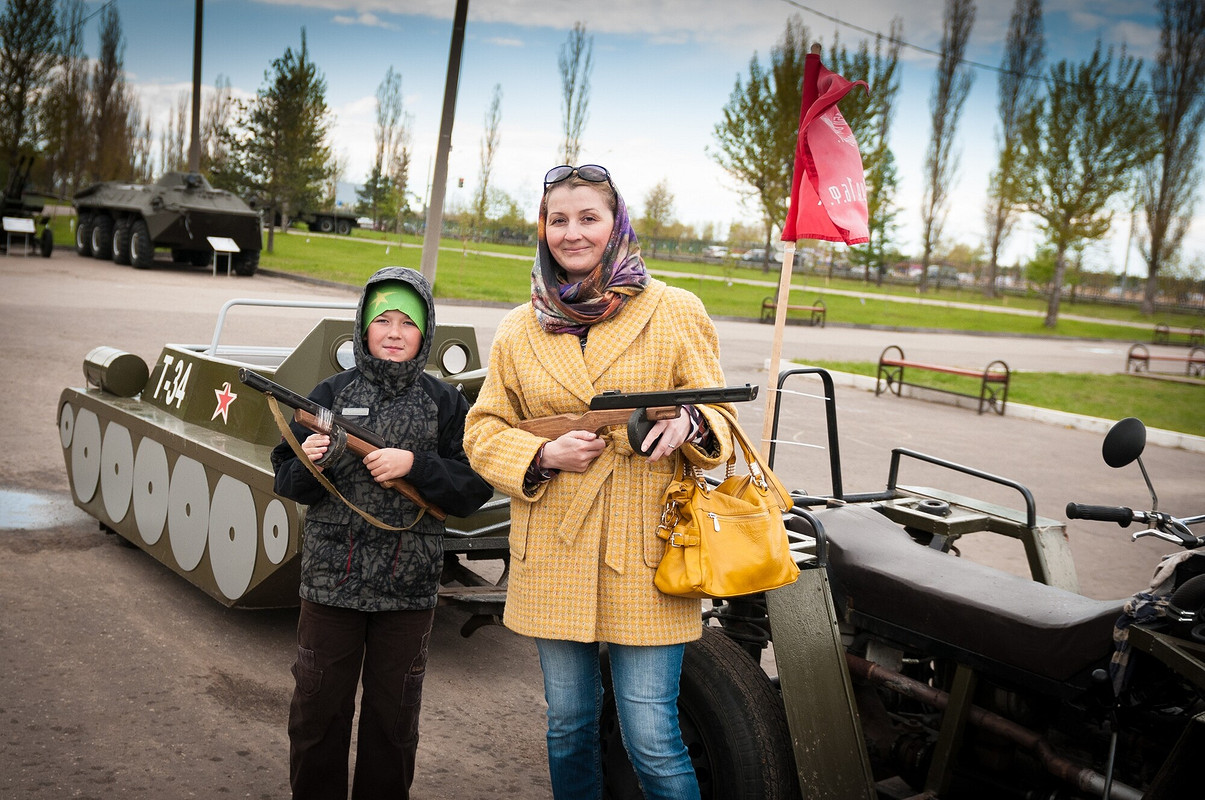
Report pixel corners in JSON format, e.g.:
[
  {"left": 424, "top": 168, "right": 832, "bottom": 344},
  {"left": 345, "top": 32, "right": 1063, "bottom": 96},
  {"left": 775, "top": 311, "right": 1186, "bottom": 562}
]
[{"left": 707, "top": 512, "right": 720, "bottom": 531}]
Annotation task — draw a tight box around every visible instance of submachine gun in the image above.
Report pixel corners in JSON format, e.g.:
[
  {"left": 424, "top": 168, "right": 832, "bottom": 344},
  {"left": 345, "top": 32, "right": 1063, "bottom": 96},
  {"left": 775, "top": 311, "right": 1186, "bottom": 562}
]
[
  {"left": 518, "top": 384, "right": 759, "bottom": 455},
  {"left": 238, "top": 368, "right": 446, "bottom": 520}
]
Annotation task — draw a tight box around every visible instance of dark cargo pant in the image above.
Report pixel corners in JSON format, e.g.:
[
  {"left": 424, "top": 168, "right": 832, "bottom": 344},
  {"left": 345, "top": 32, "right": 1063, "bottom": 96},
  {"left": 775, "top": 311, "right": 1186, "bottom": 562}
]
[{"left": 288, "top": 599, "right": 435, "bottom": 800}]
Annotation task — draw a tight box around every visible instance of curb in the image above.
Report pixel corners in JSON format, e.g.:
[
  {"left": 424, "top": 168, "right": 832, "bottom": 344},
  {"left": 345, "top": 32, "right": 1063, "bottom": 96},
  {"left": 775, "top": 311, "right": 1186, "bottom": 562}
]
[{"left": 822, "top": 370, "right": 1205, "bottom": 455}]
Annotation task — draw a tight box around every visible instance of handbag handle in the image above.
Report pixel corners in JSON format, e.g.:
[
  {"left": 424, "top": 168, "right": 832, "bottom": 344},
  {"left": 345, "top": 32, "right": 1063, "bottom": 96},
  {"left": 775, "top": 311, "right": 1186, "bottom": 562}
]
[{"left": 709, "top": 405, "right": 793, "bottom": 512}]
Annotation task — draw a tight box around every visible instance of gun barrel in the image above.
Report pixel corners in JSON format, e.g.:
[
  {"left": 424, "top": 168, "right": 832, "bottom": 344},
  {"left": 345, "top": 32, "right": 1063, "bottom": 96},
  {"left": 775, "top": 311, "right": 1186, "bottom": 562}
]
[
  {"left": 588, "top": 384, "right": 758, "bottom": 411},
  {"left": 238, "top": 368, "right": 320, "bottom": 415},
  {"left": 238, "top": 368, "right": 387, "bottom": 448}
]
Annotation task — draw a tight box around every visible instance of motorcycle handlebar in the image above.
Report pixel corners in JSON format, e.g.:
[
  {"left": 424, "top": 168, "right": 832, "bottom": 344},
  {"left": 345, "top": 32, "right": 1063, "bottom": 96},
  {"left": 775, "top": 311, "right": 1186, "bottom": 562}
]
[{"left": 1065, "top": 502, "right": 1134, "bottom": 527}]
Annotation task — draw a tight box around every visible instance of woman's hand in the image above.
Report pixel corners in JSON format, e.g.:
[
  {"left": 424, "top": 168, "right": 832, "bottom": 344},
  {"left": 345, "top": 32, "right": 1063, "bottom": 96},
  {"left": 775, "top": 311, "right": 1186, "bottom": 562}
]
[
  {"left": 301, "top": 434, "right": 330, "bottom": 471},
  {"left": 643, "top": 408, "right": 693, "bottom": 463},
  {"left": 363, "top": 447, "right": 415, "bottom": 483},
  {"left": 540, "top": 430, "right": 607, "bottom": 473}
]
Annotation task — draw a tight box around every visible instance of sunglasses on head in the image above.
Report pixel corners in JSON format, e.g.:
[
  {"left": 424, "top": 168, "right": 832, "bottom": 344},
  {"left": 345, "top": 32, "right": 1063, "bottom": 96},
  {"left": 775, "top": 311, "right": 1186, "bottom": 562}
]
[{"left": 543, "top": 164, "right": 611, "bottom": 190}]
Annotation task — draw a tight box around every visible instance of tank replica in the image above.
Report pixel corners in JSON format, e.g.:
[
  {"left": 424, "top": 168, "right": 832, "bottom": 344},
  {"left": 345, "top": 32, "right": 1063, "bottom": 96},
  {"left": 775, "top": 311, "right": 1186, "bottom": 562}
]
[
  {"left": 1, "top": 154, "right": 54, "bottom": 257},
  {"left": 73, "top": 172, "right": 262, "bottom": 275},
  {"left": 57, "top": 299, "right": 509, "bottom": 611}
]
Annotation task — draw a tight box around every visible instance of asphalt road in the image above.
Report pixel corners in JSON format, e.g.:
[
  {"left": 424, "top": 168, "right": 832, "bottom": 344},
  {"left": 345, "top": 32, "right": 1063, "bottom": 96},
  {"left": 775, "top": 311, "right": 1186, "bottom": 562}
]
[{"left": 2, "top": 246, "right": 1202, "bottom": 799}]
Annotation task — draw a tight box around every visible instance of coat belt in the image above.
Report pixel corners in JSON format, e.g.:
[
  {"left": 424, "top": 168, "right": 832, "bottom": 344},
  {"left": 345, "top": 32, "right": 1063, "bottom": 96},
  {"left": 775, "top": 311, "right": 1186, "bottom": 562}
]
[{"left": 554, "top": 430, "right": 637, "bottom": 574}]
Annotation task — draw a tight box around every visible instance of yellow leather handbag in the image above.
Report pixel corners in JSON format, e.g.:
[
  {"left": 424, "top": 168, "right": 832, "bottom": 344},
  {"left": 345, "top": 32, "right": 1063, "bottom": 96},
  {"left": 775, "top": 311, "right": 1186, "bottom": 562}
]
[{"left": 653, "top": 406, "right": 801, "bottom": 599}]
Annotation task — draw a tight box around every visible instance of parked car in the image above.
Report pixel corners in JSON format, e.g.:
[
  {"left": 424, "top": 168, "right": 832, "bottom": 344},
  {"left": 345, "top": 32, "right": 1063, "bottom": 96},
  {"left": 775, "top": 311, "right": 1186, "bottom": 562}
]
[{"left": 741, "top": 247, "right": 784, "bottom": 264}]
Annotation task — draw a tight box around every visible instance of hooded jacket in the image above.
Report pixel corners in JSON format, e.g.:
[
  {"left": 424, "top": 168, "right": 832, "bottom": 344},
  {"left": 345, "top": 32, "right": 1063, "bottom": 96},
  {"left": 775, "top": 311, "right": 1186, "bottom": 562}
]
[{"left": 271, "top": 266, "right": 492, "bottom": 611}]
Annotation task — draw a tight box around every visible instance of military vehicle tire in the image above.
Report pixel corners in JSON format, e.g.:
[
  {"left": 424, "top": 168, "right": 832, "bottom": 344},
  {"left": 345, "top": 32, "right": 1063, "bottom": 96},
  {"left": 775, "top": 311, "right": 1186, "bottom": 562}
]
[
  {"left": 232, "top": 249, "right": 259, "bottom": 276},
  {"left": 600, "top": 627, "right": 800, "bottom": 800},
  {"left": 130, "top": 220, "right": 154, "bottom": 269},
  {"left": 317, "top": 216, "right": 334, "bottom": 233},
  {"left": 40, "top": 228, "right": 53, "bottom": 258},
  {"left": 75, "top": 217, "right": 93, "bottom": 256},
  {"left": 112, "top": 219, "right": 132, "bottom": 265},
  {"left": 336, "top": 218, "right": 352, "bottom": 235},
  {"left": 91, "top": 215, "right": 114, "bottom": 260}
]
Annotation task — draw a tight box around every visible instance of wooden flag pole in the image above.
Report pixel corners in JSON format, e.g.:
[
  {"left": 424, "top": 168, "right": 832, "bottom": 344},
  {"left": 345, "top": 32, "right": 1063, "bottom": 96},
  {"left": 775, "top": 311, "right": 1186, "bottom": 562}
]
[
  {"left": 759, "top": 240, "right": 796, "bottom": 460},
  {"left": 760, "top": 41, "right": 822, "bottom": 461}
]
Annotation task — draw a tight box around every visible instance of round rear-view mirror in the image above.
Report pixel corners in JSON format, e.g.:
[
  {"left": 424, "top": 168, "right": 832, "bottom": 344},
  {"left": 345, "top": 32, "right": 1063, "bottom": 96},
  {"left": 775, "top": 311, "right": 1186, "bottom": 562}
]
[{"left": 1102, "top": 417, "right": 1146, "bottom": 468}]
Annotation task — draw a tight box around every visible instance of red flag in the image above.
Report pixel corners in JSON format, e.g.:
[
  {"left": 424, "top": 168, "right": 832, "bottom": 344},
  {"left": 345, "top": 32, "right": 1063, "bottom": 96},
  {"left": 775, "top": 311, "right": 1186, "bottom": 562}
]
[{"left": 781, "top": 51, "right": 869, "bottom": 245}]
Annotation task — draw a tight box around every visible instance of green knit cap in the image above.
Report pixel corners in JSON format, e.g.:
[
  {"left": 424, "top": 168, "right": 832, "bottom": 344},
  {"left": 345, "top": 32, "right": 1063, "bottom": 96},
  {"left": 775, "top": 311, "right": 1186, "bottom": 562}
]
[{"left": 362, "top": 281, "right": 427, "bottom": 336}]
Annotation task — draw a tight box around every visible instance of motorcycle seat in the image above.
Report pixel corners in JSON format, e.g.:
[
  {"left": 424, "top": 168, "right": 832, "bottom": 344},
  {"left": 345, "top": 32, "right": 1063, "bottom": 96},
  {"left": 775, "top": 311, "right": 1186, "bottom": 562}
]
[{"left": 817, "top": 504, "right": 1123, "bottom": 682}]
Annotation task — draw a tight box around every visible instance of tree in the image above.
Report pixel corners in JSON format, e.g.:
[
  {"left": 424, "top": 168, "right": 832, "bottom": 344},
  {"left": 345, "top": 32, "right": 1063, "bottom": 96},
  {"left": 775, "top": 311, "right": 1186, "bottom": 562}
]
[
  {"left": 89, "top": 2, "right": 141, "bottom": 182},
  {"left": 199, "top": 75, "right": 234, "bottom": 176},
  {"left": 832, "top": 18, "right": 904, "bottom": 285},
  {"left": 558, "top": 21, "right": 592, "bottom": 164},
  {"left": 39, "top": 0, "right": 91, "bottom": 196},
  {"left": 1015, "top": 42, "right": 1157, "bottom": 327},
  {"left": 356, "top": 66, "right": 411, "bottom": 231},
  {"left": 474, "top": 84, "right": 502, "bottom": 235},
  {"left": 983, "top": 0, "right": 1044, "bottom": 299},
  {"left": 217, "top": 30, "right": 334, "bottom": 253},
  {"left": 1137, "top": 0, "right": 1205, "bottom": 314},
  {"left": 161, "top": 91, "right": 190, "bottom": 174},
  {"left": 919, "top": 0, "right": 976, "bottom": 294},
  {"left": 0, "top": 0, "right": 58, "bottom": 175},
  {"left": 639, "top": 178, "right": 675, "bottom": 256},
  {"left": 710, "top": 15, "right": 812, "bottom": 271}
]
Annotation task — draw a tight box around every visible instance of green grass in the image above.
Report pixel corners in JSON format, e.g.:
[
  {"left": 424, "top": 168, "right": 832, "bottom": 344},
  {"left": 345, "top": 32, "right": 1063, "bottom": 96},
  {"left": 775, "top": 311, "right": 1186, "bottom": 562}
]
[
  {"left": 801, "top": 359, "right": 1205, "bottom": 436},
  {"left": 654, "top": 257, "right": 1205, "bottom": 330},
  {"left": 65, "top": 228, "right": 1191, "bottom": 436},
  {"left": 252, "top": 233, "right": 1195, "bottom": 342}
]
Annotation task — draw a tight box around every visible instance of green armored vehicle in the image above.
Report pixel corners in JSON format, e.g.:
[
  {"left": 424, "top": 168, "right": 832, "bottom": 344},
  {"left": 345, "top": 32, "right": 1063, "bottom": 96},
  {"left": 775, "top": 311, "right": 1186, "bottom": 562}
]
[
  {"left": 57, "top": 298, "right": 509, "bottom": 611},
  {"left": 73, "top": 172, "right": 262, "bottom": 274}
]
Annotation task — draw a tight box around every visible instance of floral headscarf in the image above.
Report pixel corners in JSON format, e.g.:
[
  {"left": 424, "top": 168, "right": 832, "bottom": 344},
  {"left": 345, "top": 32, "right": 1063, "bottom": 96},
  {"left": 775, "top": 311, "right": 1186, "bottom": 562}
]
[{"left": 531, "top": 180, "right": 649, "bottom": 336}]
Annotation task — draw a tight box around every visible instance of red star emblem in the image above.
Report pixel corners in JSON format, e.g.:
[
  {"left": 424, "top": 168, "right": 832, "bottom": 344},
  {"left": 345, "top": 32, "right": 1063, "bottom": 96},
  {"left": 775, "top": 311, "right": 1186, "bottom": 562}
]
[{"left": 212, "top": 381, "right": 238, "bottom": 423}]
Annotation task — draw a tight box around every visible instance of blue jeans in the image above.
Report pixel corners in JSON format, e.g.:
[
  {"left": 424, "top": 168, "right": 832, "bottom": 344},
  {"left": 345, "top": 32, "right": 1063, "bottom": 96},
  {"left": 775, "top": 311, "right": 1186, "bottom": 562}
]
[{"left": 535, "top": 638, "right": 700, "bottom": 800}]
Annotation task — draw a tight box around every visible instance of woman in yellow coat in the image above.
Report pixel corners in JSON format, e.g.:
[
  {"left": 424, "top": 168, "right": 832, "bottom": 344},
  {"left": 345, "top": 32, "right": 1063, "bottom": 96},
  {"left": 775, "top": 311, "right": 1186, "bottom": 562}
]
[{"left": 464, "top": 165, "right": 732, "bottom": 800}]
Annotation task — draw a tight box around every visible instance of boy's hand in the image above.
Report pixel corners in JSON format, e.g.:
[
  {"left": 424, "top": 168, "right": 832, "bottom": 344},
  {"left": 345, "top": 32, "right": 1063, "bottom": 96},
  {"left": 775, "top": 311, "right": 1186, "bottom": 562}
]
[
  {"left": 302, "top": 434, "right": 330, "bottom": 470},
  {"left": 363, "top": 447, "right": 415, "bottom": 483}
]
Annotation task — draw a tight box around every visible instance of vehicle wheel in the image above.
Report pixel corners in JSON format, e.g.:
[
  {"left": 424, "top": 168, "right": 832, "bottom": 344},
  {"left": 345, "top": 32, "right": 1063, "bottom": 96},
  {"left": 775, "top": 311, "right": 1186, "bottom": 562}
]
[
  {"left": 129, "top": 219, "right": 154, "bottom": 269},
  {"left": 40, "top": 228, "right": 53, "bottom": 258},
  {"left": 336, "top": 218, "right": 352, "bottom": 235},
  {"left": 75, "top": 216, "right": 93, "bottom": 256},
  {"left": 90, "top": 215, "right": 114, "bottom": 260},
  {"left": 601, "top": 628, "right": 801, "bottom": 800},
  {"left": 232, "top": 248, "right": 259, "bottom": 276},
  {"left": 317, "top": 216, "right": 334, "bottom": 233},
  {"left": 112, "top": 219, "right": 131, "bottom": 265}
]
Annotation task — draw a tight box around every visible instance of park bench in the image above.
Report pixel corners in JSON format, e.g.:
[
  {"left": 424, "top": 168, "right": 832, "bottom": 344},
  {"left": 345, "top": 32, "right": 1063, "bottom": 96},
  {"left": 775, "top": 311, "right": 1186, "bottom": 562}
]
[
  {"left": 760, "top": 295, "right": 826, "bottom": 327},
  {"left": 1153, "top": 323, "right": 1204, "bottom": 347},
  {"left": 876, "top": 344, "right": 1011, "bottom": 416},
  {"left": 1126, "top": 343, "right": 1205, "bottom": 378}
]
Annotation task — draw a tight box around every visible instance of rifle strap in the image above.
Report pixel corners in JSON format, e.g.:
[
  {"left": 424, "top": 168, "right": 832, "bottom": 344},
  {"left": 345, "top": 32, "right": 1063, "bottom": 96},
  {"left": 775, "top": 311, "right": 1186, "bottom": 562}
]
[{"left": 268, "top": 396, "right": 424, "bottom": 532}]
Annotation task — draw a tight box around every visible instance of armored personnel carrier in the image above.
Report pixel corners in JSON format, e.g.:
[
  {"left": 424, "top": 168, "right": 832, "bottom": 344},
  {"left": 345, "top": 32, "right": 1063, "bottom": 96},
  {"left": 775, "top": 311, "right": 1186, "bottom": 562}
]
[
  {"left": 57, "top": 298, "right": 509, "bottom": 611},
  {"left": 73, "top": 172, "right": 262, "bottom": 274}
]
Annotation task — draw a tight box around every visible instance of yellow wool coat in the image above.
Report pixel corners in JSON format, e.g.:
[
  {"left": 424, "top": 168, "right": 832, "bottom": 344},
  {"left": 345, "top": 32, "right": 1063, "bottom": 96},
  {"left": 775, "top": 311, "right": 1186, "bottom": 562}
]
[{"left": 464, "top": 279, "right": 734, "bottom": 645}]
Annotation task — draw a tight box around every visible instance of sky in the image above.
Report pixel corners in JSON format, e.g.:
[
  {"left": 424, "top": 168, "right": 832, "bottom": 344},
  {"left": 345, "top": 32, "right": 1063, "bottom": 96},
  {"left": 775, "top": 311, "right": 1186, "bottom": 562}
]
[{"left": 91, "top": 0, "right": 1199, "bottom": 275}]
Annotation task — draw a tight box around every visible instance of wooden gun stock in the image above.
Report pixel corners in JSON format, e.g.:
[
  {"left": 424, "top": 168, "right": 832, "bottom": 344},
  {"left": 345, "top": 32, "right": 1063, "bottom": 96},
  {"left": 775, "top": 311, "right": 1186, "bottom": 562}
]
[
  {"left": 517, "top": 405, "right": 680, "bottom": 440},
  {"left": 294, "top": 409, "right": 447, "bottom": 521},
  {"left": 514, "top": 385, "right": 758, "bottom": 456}
]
